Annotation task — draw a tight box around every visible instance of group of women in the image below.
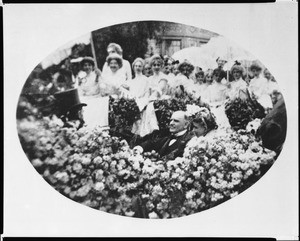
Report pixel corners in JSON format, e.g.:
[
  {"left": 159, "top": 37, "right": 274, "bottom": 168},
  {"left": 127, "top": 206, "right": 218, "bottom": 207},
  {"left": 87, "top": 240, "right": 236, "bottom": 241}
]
[{"left": 72, "top": 42, "right": 282, "bottom": 139}]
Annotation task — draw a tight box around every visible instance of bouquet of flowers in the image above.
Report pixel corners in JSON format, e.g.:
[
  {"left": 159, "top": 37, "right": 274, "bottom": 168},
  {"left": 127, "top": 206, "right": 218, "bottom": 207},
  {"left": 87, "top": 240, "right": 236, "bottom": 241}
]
[
  {"left": 225, "top": 90, "right": 266, "bottom": 130},
  {"left": 109, "top": 96, "right": 141, "bottom": 135}
]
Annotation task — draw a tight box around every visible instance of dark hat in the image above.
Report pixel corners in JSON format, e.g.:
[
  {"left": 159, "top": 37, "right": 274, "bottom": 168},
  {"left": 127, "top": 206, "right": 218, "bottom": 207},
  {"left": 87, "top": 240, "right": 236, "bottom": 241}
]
[{"left": 54, "top": 88, "right": 87, "bottom": 116}]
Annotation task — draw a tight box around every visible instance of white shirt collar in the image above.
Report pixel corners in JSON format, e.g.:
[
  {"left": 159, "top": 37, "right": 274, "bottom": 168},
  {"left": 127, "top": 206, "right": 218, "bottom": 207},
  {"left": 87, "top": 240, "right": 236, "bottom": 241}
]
[{"left": 174, "top": 129, "right": 187, "bottom": 137}]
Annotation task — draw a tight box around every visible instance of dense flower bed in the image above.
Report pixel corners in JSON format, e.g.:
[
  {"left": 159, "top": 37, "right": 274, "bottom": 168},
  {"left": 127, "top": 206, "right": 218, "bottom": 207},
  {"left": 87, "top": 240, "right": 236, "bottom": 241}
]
[{"left": 17, "top": 115, "right": 276, "bottom": 218}]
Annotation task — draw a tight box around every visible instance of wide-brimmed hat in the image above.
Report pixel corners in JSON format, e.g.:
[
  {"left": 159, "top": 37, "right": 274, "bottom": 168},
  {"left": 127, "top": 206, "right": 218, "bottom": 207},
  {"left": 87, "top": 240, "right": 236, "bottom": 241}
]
[
  {"left": 81, "top": 56, "right": 95, "bottom": 67},
  {"left": 54, "top": 88, "right": 87, "bottom": 116},
  {"left": 106, "top": 53, "right": 123, "bottom": 68},
  {"left": 249, "top": 62, "right": 263, "bottom": 71},
  {"left": 149, "top": 54, "right": 164, "bottom": 66},
  {"left": 70, "top": 57, "right": 84, "bottom": 63}
]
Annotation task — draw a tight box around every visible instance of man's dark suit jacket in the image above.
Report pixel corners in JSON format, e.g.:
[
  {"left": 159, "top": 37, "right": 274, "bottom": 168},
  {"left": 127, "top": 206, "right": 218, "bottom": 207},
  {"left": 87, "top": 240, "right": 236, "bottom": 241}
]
[{"left": 140, "top": 131, "right": 194, "bottom": 160}]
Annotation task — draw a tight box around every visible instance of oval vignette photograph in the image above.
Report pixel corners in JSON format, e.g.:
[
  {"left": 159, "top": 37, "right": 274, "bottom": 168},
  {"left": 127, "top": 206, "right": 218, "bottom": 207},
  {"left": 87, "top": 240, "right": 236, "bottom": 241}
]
[{"left": 16, "top": 20, "right": 287, "bottom": 219}]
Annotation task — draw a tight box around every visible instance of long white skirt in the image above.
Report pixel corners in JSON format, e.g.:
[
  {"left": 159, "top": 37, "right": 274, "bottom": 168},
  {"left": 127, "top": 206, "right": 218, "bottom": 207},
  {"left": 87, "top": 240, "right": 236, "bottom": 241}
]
[
  {"left": 80, "top": 95, "right": 109, "bottom": 129},
  {"left": 210, "top": 103, "right": 231, "bottom": 130},
  {"left": 131, "top": 102, "right": 159, "bottom": 137}
]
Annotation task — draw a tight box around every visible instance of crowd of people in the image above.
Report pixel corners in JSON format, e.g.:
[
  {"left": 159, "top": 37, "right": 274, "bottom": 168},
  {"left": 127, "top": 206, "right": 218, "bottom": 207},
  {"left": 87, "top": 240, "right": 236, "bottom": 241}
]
[
  {"left": 15, "top": 41, "right": 288, "bottom": 219},
  {"left": 19, "top": 42, "right": 284, "bottom": 158}
]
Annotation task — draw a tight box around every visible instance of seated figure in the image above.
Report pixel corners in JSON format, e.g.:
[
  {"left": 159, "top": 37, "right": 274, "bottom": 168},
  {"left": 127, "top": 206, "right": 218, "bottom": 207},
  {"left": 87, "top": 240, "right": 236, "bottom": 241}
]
[{"left": 137, "top": 110, "right": 194, "bottom": 160}]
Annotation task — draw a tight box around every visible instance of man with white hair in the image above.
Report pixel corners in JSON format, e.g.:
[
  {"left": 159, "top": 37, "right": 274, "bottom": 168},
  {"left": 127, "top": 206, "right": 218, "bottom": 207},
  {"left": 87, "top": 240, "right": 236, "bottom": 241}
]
[{"left": 138, "top": 110, "right": 194, "bottom": 159}]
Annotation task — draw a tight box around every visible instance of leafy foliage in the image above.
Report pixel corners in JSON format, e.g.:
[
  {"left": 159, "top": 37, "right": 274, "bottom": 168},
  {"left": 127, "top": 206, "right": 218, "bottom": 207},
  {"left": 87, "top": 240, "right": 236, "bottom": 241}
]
[{"left": 92, "top": 21, "right": 162, "bottom": 69}]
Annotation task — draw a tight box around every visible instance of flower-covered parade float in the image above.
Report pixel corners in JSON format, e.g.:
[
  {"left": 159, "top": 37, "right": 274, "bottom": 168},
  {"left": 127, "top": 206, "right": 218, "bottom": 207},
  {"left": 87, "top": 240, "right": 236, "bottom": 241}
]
[
  {"left": 16, "top": 21, "right": 287, "bottom": 219},
  {"left": 16, "top": 90, "right": 282, "bottom": 219}
]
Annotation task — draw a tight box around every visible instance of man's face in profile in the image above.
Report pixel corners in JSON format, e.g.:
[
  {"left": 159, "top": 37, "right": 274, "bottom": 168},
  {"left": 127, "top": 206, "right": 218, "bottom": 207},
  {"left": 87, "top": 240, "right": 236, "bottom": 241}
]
[{"left": 169, "top": 111, "right": 188, "bottom": 134}]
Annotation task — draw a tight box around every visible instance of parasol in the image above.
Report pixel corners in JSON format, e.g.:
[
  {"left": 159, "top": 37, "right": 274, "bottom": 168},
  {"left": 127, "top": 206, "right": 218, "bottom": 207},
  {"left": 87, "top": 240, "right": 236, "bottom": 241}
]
[
  {"left": 172, "top": 36, "right": 257, "bottom": 78},
  {"left": 171, "top": 46, "right": 216, "bottom": 71},
  {"left": 41, "top": 32, "right": 91, "bottom": 69}
]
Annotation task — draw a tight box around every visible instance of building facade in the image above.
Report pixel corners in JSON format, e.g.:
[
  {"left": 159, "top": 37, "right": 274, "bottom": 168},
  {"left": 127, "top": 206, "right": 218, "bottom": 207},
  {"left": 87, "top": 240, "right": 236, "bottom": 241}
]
[{"left": 145, "top": 22, "right": 218, "bottom": 58}]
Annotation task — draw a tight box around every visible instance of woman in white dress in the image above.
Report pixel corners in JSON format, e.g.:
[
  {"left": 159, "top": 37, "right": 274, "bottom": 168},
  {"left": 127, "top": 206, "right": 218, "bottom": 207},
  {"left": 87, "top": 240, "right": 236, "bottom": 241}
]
[
  {"left": 206, "top": 68, "right": 230, "bottom": 129},
  {"left": 162, "top": 56, "right": 176, "bottom": 81},
  {"left": 248, "top": 63, "right": 273, "bottom": 111},
  {"left": 200, "top": 69, "right": 214, "bottom": 103},
  {"left": 131, "top": 57, "right": 159, "bottom": 137},
  {"left": 127, "top": 58, "right": 149, "bottom": 100},
  {"left": 77, "top": 56, "right": 109, "bottom": 129},
  {"left": 185, "top": 107, "right": 221, "bottom": 153},
  {"left": 226, "top": 64, "right": 249, "bottom": 100},
  {"left": 188, "top": 107, "right": 219, "bottom": 139},
  {"left": 147, "top": 54, "right": 168, "bottom": 93},
  {"left": 101, "top": 43, "right": 132, "bottom": 81},
  {"left": 206, "top": 68, "right": 228, "bottom": 106},
  {"left": 192, "top": 69, "right": 206, "bottom": 99},
  {"left": 101, "top": 53, "right": 128, "bottom": 98},
  {"left": 77, "top": 57, "right": 101, "bottom": 96},
  {"left": 171, "top": 60, "right": 195, "bottom": 93}
]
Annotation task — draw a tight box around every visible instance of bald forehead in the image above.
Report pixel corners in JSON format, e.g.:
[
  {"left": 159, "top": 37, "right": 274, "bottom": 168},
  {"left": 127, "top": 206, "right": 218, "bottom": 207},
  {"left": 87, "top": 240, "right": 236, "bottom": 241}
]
[{"left": 171, "top": 111, "right": 187, "bottom": 121}]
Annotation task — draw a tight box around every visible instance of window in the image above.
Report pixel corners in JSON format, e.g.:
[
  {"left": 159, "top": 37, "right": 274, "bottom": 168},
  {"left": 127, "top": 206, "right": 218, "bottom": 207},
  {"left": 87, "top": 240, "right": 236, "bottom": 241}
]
[{"left": 164, "top": 39, "right": 181, "bottom": 56}]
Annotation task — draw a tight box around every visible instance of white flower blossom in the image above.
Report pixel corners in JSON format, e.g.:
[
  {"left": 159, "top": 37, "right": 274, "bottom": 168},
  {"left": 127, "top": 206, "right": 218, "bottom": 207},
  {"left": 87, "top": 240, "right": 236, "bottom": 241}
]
[
  {"left": 31, "top": 158, "right": 43, "bottom": 167},
  {"left": 94, "top": 169, "right": 104, "bottom": 181},
  {"left": 81, "top": 155, "right": 92, "bottom": 165},
  {"left": 93, "top": 156, "right": 103, "bottom": 165},
  {"left": 149, "top": 211, "right": 159, "bottom": 219},
  {"left": 230, "top": 191, "right": 239, "bottom": 198},
  {"left": 186, "top": 190, "right": 196, "bottom": 199},
  {"left": 211, "top": 193, "right": 224, "bottom": 202},
  {"left": 94, "top": 182, "right": 105, "bottom": 192},
  {"left": 192, "top": 171, "right": 201, "bottom": 180},
  {"left": 54, "top": 171, "right": 69, "bottom": 184},
  {"left": 186, "top": 177, "right": 194, "bottom": 184},
  {"left": 72, "top": 162, "right": 83, "bottom": 173},
  {"left": 125, "top": 210, "right": 135, "bottom": 217}
]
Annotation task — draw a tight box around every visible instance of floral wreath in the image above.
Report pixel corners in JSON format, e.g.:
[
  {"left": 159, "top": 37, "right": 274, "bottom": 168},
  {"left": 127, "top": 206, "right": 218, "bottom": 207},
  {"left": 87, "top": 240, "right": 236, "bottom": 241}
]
[{"left": 186, "top": 104, "right": 218, "bottom": 131}]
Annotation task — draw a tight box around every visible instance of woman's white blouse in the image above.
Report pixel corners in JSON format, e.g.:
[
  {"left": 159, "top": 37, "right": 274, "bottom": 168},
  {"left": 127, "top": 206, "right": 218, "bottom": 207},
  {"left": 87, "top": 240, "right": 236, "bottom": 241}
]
[
  {"left": 127, "top": 74, "right": 150, "bottom": 99},
  {"left": 227, "top": 78, "right": 248, "bottom": 100},
  {"left": 78, "top": 71, "right": 100, "bottom": 96}
]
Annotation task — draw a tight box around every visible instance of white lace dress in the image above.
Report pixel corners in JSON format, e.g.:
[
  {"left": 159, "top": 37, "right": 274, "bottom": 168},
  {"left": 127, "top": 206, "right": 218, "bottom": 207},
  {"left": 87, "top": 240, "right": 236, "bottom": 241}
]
[
  {"left": 131, "top": 73, "right": 163, "bottom": 137},
  {"left": 226, "top": 78, "right": 248, "bottom": 100},
  {"left": 248, "top": 75, "right": 273, "bottom": 109},
  {"left": 206, "top": 82, "right": 231, "bottom": 129},
  {"left": 101, "top": 69, "right": 128, "bottom": 97},
  {"left": 77, "top": 71, "right": 109, "bottom": 129}
]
